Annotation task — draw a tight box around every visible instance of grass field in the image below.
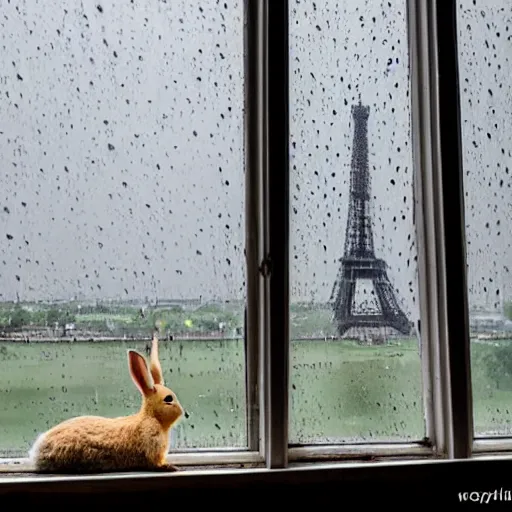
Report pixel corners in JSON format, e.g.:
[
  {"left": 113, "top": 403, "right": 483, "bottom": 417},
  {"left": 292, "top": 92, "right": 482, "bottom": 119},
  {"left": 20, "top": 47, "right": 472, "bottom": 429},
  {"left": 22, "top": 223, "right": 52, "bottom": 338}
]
[{"left": 1, "top": 338, "right": 512, "bottom": 457}]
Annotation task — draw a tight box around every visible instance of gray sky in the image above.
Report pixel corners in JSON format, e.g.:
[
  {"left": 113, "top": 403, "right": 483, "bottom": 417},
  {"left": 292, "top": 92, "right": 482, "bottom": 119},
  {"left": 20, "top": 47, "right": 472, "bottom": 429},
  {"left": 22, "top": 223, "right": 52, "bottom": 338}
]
[
  {"left": 0, "top": 0, "right": 510, "bottom": 318},
  {"left": 457, "top": 0, "right": 512, "bottom": 312}
]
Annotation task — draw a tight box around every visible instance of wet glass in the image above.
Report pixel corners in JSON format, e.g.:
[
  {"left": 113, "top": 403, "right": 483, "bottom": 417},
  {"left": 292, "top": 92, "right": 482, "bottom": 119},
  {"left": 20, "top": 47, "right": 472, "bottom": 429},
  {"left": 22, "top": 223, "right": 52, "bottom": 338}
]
[
  {"left": 0, "top": 0, "right": 246, "bottom": 456},
  {"left": 456, "top": 0, "right": 512, "bottom": 437},
  {"left": 288, "top": 0, "right": 425, "bottom": 443}
]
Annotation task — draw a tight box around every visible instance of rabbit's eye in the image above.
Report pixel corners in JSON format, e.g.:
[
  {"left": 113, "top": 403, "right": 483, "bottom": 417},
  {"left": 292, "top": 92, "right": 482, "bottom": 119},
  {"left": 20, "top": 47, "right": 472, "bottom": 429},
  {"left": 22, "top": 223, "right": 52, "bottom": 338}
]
[{"left": 163, "top": 395, "right": 173, "bottom": 403}]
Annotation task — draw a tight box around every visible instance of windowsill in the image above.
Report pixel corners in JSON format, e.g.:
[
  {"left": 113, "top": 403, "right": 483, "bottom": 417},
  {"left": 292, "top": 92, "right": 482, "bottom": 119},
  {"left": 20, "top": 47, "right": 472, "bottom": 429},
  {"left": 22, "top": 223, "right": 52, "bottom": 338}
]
[{"left": 2, "top": 453, "right": 512, "bottom": 494}]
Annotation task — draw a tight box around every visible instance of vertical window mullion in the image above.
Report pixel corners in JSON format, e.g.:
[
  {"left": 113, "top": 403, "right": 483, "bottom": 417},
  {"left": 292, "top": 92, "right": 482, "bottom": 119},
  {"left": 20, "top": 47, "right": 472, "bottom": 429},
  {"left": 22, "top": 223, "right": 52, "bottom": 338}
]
[
  {"left": 262, "top": 0, "right": 290, "bottom": 469},
  {"left": 430, "top": 0, "right": 474, "bottom": 459},
  {"left": 243, "top": 0, "right": 262, "bottom": 454},
  {"left": 407, "top": 0, "right": 440, "bottom": 452}
]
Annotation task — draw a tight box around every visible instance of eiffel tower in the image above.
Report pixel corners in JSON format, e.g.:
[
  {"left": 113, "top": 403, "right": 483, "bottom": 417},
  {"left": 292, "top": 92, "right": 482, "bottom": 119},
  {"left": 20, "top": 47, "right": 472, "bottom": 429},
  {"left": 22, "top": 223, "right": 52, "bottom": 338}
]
[{"left": 330, "top": 101, "right": 413, "bottom": 340}]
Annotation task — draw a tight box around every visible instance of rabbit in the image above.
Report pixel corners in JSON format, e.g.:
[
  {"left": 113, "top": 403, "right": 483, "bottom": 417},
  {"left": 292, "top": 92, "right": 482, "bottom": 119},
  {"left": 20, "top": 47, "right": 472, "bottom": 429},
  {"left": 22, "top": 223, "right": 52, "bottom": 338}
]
[{"left": 28, "top": 333, "right": 185, "bottom": 474}]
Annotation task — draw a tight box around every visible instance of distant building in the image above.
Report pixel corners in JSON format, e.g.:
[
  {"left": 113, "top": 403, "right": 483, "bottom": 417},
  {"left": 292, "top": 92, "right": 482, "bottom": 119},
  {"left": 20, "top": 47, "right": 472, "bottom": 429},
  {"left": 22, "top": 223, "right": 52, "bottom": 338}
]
[
  {"left": 469, "top": 312, "right": 512, "bottom": 333},
  {"left": 64, "top": 323, "right": 76, "bottom": 335}
]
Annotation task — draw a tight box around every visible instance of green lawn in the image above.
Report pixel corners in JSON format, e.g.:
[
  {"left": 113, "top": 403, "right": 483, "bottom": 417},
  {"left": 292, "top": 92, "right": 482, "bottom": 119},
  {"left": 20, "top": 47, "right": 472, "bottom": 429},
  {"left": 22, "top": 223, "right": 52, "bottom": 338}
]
[
  {"left": 1, "top": 338, "right": 511, "bottom": 457},
  {"left": 470, "top": 340, "right": 512, "bottom": 435},
  {"left": 290, "top": 339, "right": 424, "bottom": 443},
  {"left": 0, "top": 340, "right": 246, "bottom": 457}
]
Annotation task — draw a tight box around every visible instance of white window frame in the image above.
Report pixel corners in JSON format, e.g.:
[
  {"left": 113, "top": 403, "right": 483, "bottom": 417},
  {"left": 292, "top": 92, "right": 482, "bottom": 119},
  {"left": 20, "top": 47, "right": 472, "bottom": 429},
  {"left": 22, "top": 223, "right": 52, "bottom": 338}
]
[{"left": 1, "top": 0, "right": 510, "bottom": 489}]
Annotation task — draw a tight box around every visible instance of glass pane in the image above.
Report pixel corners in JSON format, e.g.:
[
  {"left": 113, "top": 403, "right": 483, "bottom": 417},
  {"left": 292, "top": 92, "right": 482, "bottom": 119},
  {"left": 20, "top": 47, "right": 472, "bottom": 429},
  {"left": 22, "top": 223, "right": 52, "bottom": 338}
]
[
  {"left": 457, "top": 0, "right": 512, "bottom": 437},
  {"left": 289, "top": 0, "right": 425, "bottom": 443},
  {"left": 0, "top": 0, "right": 246, "bottom": 457}
]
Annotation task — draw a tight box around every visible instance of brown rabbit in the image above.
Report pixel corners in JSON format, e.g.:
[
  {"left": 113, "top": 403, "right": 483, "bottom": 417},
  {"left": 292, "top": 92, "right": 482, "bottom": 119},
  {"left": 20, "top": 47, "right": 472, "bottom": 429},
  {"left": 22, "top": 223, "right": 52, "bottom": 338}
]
[{"left": 29, "top": 334, "right": 185, "bottom": 473}]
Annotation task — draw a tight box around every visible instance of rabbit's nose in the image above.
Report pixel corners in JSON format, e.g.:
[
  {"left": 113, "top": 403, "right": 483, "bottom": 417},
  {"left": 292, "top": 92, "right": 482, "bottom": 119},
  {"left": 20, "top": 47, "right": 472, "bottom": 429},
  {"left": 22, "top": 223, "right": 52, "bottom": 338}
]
[{"left": 184, "top": 411, "right": 190, "bottom": 419}]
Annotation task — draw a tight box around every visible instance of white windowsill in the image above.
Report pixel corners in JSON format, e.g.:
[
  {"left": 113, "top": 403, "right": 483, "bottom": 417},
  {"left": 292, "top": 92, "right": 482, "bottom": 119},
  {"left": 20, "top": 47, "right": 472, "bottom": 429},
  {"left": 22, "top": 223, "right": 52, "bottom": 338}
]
[{"left": 0, "top": 441, "right": 432, "bottom": 473}]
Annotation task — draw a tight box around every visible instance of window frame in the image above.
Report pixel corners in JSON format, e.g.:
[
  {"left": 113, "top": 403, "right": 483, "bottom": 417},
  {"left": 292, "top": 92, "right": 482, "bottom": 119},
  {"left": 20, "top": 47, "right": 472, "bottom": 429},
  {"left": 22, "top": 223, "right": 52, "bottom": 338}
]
[
  {"left": 0, "top": 0, "right": 508, "bottom": 484},
  {"left": 408, "top": 0, "right": 472, "bottom": 459},
  {"left": 428, "top": 0, "right": 474, "bottom": 459}
]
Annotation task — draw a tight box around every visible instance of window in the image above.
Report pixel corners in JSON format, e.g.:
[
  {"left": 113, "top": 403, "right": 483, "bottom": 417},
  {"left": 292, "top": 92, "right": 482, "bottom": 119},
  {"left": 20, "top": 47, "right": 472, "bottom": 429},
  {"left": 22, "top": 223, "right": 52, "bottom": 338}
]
[
  {"left": 289, "top": 0, "right": 425, "bottom": 446},
  {"left": 0, "top": 0, "right": 248, "bottom": 458},
  {"left": 456, "top": 1, "right": 512, "bottom": 445},
  {"left": 0, "top": 0, "right": 509, "bottom": 487}
]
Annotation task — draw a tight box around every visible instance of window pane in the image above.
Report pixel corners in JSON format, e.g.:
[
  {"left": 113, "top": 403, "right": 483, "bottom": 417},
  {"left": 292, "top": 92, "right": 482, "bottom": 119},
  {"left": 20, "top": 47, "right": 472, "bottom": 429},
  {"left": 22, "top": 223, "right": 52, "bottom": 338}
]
[
  {"left": 289, "top": 0, "right": 425, "bottom": 444},
  {"left": 0, "top": 0, "right": 246, "bottom": 457},
  {"left": 457, "top": 0, "right": 512, "bottom": 438}
]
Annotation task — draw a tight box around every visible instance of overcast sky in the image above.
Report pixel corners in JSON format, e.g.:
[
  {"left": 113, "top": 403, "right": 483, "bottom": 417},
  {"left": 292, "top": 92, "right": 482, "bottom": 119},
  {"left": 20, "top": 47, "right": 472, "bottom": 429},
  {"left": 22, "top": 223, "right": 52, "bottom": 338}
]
[{"left": 0, "top": 0, "right": 510, "bottom": 318}]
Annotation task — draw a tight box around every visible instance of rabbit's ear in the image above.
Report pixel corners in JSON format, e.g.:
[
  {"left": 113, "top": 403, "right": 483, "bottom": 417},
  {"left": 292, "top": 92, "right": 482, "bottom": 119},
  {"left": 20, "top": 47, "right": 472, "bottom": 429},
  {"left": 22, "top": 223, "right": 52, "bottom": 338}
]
[
  {"left": 150, "top": 333, "right": 164, "bottom": 386},
  {"left": 128, "top": 350, "right": 154, "bottom": 396}
]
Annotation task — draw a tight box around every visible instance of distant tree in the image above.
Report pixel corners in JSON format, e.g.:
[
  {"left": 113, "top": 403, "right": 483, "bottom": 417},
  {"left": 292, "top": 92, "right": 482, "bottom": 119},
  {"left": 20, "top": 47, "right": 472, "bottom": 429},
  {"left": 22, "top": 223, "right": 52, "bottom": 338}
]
[
  {"left": 29, "top": 310, "right": 47, "bottom": 326},
  {"left": 10, "top": 306, "right": 30, "bottom": 329},
  {"left": 197, "top": 318, "right": 220, "bottom": 332},
  {"left": 46, "top": 308, "right": 60, "bottom": 326},
  {"left": 505, "top": 301, "right": 512, "bottom": 321},
  {"left": 44, "top": 308, "right": 76, "bottom": 334}
]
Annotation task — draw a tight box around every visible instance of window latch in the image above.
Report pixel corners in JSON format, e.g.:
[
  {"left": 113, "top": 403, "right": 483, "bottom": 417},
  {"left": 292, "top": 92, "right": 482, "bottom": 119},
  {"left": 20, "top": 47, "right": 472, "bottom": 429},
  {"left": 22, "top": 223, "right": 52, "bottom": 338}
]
[{"left": 259, "top": 256, "right": 272, "bottom": 277}]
